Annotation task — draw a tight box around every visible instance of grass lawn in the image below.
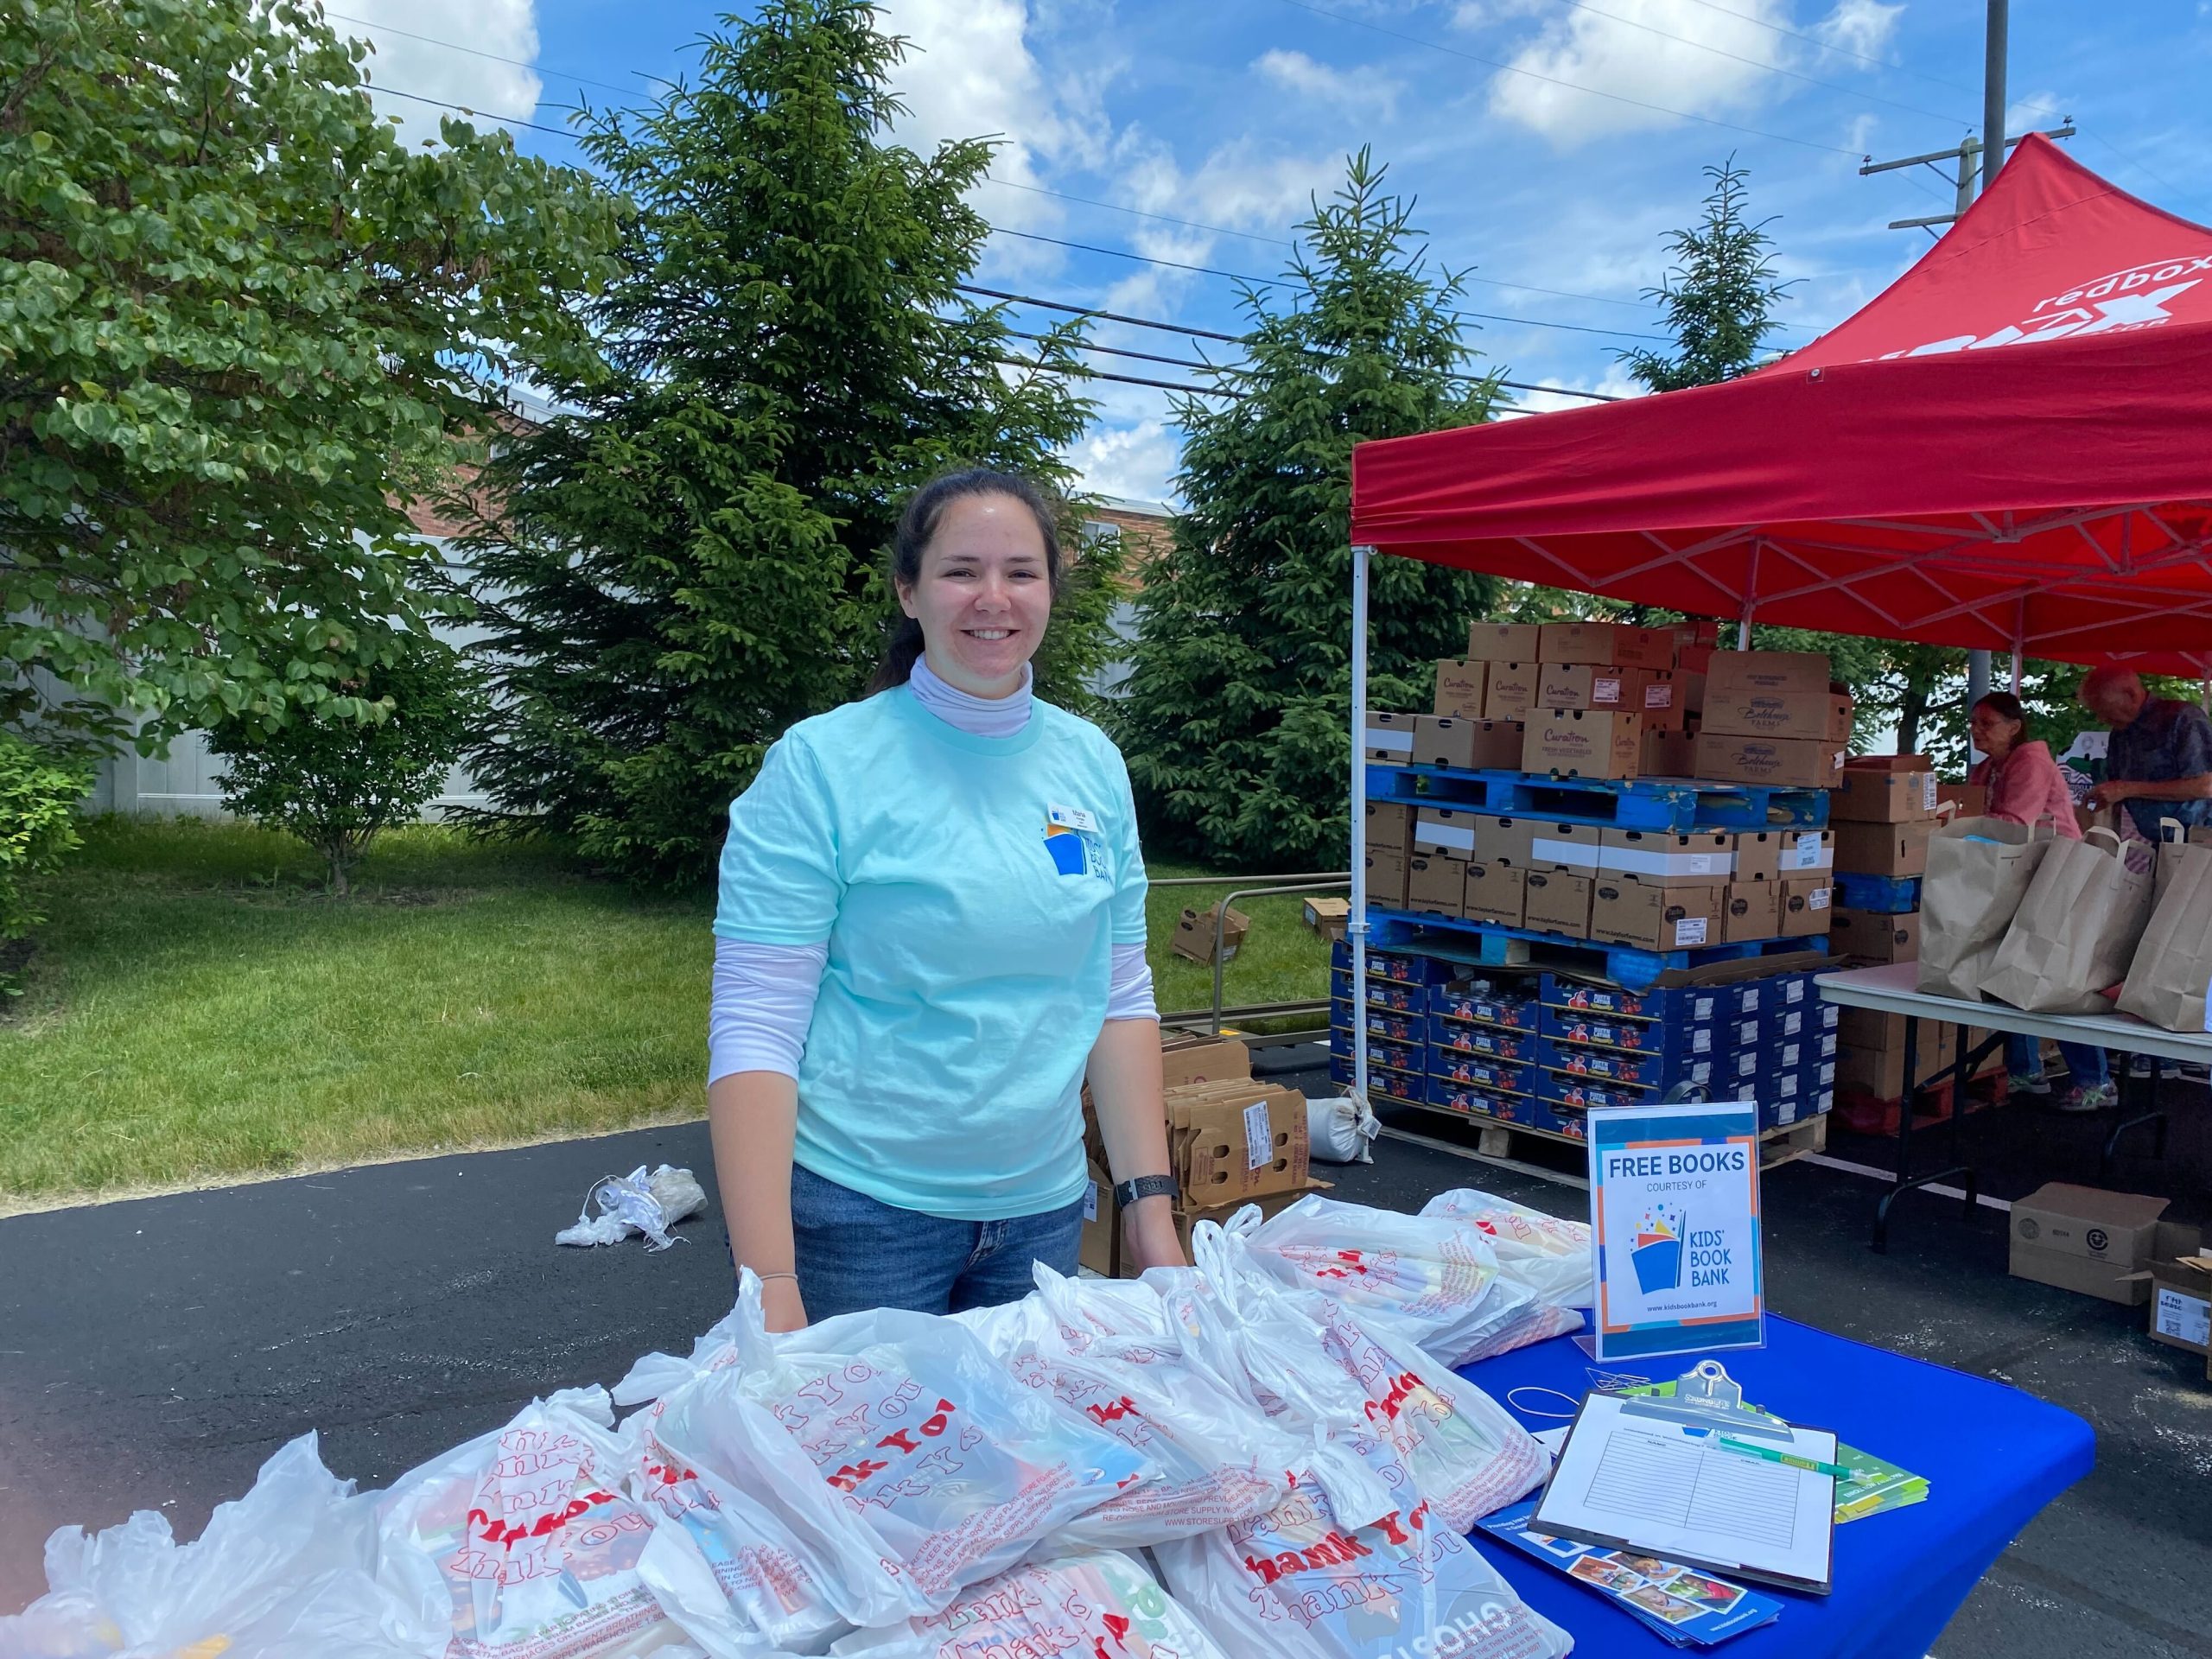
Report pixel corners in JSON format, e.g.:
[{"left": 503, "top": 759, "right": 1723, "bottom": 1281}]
[{"left": 0, "top": 818, "right": 1333, "bottom": 1208}]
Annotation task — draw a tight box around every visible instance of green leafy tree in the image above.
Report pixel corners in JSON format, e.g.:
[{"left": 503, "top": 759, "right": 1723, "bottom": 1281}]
[
  {"left": 0, "top": 734, "right": 90, "bottom": 978},
  {"left": 0, "top": 0, "right": 620, "bottom": 753},
  {"left": 207, "top": 633, "right": 474, "bottom": 894},
  {"left": 455, "top": 0, "right": 1103, "bottom": 884},
  {"left": 1619, "top": 156, "right": 1794, "bottom": 392},
  {"left": 1113, "top": 150, "right": 1498, "bottom": 870}
]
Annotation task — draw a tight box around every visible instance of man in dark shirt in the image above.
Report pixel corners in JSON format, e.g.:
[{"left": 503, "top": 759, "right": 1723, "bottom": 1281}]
[{"left": 2082, "top": 665, "right": 2212, "bottom": 839}]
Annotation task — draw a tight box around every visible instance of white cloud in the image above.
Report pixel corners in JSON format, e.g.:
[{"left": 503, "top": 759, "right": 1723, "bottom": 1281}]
[
  {"left": 1813, "top": 0, "right": 1903, "bottom": 61},
  {"left": 1065, "top": 417, "right": 1184, "bottom": 505},
  {"left": 1481, "top": 0, "right": 1794, "bottom": 148},
  {"left": 2006, "top": 89, "right": 2069, "bottom": 137},
  {"left": 1252, "top": 48, "right": 1401, "bottom": 119},
  {"left": 1497, "top": 365, "right": 1646, "bottom": 420},
  {"left": 344, "top": 0, "right": 543, "bottom": 149}
]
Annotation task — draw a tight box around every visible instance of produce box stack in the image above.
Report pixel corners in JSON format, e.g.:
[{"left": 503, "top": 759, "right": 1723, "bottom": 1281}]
[{"left": 1079, "top": 1035, "right": 1320, "bottom": 1277}]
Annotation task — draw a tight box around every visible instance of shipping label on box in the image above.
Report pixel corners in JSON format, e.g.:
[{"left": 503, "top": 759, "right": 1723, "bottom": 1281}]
[
  {"left": 1522, "top": 870, "right": 1593, "bottom": 938},
  {"left": 1363, "top": 709, "right": 1414, "bottom": 763},
  {"left": 1834, "top": 767, "right": 1942, "bottom": 823},
  {"left": 1599, "top": 828, "right": 1732, "bottom": 884},
  {"left": 1783, "top": 829, "right": 1834, "bottom": 872},
  {"left": 1433, "top": 659, "right": 1486, "bottom": 719},
  {"left": 1468, "top": 622, "right": 1541, "bottom": 662},
  {"left": 1406, "top": 855, "right": 1467, "bottom": 917},
  {"left": 1530, "top": 821, "right": 1605, "bottom": 871},
  {"left": 1637, "top": 669, "right": 1685, "bottom": 731},
  {"left": 1704, "top": 650, "right": 1831, "bottom": 699},
  {"left": 1475, "top": 814, "right": 1538, "bottom": 866},
  {"left": 1463, "top": 861, "right": 1528, "bottom": 926},
  {"left": 1483, "top": 661, "right": 1536, "bottom": 720},
  {"left": 1365, "top": 849, "right": 1408, "bottom": 909},
  {"left": 1829, "top": 906, "right": 1920, "bottom": 963},
  {"left": 1700, "top": 690, "right": 1854, "bottom": 744},
  {"left": 1721, "top": 880, "right": 1780, "bottom": 943},
  {"left": 1778, "top": 875, "right": 1832, "bottom": 936},
  {"left": 1694, "top": 732, "right": 1844, "bottom": 789},
  {"left": 1363, "top": 800, "right": 1413, "bottom": 858},
  {"left": 1524, "top": 709, "right": 1642, "bottom": 779},
  {"left": 1833, "top": 818, "right": 1937, "bottom": 876},
  {"left": 2010, "top": 1183, "right": 2171, "bottom": 1306},
  {"left": 1413, "top": 714, "right": 1481, "bottom": 770},
  {"left": 1587, "top": 879, "right": 1721, "bottom": 950},
  {"left": 1414, "top": 807, "right": 1478, "bottom": 860},
  {"left": 1538, "top": 620, "right": 1674, "bottom": 669}
]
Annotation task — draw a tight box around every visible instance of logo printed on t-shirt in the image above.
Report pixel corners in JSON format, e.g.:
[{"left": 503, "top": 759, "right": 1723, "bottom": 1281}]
[{"left": 1044, "top": 804, "right": 1104, "bottom": 877}]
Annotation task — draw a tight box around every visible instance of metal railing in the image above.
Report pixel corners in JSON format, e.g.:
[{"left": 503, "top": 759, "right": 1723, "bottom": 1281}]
[{"left": 1151, "top": 871, "right": 1351, "bottom": 1037}]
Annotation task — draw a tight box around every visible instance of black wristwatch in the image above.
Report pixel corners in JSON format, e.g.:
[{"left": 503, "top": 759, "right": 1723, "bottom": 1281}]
[{"left": 1114, "top": 1173, "right": 1179, "bottom": 1209}]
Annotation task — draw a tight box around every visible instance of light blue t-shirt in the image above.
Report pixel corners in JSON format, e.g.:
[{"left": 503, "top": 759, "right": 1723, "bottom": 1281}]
[{"left": 714, "top": 685, "right": 1149, "bottom": 1220}]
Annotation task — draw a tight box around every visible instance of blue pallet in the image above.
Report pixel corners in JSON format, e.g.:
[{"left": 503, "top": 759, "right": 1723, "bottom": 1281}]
[
  {"left": 1367, "top": 907, "right": 1824, "bottom": 992},
  {"left": 1366, "top": 762, "right": 1828, "bottom": 832},
  {"left": 1834, "top": 872, "right": 1922, "bottom": 912}
]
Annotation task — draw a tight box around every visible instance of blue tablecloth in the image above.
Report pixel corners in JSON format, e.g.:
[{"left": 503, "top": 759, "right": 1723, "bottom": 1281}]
[{"left": 1458, "top": 1314, "right": 2093, "bottom": 1658}]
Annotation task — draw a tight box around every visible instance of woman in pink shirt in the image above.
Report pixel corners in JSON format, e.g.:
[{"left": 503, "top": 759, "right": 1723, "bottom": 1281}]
[{"left": 1967, "top": 692, "right": 2114, "bottom": 1112}]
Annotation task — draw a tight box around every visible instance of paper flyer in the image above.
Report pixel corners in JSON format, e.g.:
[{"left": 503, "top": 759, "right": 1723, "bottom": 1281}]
[{"left": 1587, "top": 1103, "right": 1764, "bottom": 1360}]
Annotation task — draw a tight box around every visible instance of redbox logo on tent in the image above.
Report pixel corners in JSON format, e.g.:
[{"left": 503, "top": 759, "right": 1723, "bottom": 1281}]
[{"left": 1879, "top": 255, "right": 2212, "bottom": 359}]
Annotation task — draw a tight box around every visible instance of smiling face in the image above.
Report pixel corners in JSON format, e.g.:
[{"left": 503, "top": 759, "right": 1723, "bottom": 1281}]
[{"left": 898, "top": 492, "right": 1055, "bottom": 698}]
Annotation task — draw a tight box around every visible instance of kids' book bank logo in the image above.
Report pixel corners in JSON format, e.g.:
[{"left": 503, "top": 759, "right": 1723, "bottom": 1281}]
[{"left": 1631, "top": 1205, "right": 1686, "bottom": 1294}]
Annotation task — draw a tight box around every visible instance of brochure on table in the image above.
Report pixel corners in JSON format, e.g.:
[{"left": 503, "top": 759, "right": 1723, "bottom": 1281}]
[{"left": 1588, "top": 1103, "right": 1764, "bottom": 1361}]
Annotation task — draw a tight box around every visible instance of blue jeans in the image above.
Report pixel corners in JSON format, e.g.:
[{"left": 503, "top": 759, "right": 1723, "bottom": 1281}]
[
  {"left": 2006, "top": 1032, "right": 2110, "bottom": 1090},
  {"left": 788, "top": 1163, "right": 1085, "bottom": 1320}
]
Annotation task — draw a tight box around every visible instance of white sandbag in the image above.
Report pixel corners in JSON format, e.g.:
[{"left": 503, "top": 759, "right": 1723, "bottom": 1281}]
[
  {"left": 0, "top": 1434, "right": 443, "bottom": 1659},
  {"left": 1306, "top": 1095, "right": 1379, "bottom": 1164},
  {"left": 832, "top": 1551, "right": 1234, "bottom": 1659}
]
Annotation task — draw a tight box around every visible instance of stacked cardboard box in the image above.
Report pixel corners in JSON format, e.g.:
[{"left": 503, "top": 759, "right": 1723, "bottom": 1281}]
[{"left": 1694, "top": 652, "right": 1852, "bottom": 789}]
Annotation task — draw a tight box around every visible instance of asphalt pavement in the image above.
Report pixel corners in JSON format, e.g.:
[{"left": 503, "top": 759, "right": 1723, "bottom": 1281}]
[{"left": 5, "top": 1044, "right": 2210, "bottom": 1658}]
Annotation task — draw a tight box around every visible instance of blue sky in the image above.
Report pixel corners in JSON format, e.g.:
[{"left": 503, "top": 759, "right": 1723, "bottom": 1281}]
[{"left": 346, "top": 1, "right": 2212, "bottom": 505}]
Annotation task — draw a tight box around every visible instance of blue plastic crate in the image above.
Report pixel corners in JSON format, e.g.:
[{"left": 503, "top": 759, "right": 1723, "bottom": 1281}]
[{"left": 1834, "top": 872, "right": 1922, "bottom": 913}]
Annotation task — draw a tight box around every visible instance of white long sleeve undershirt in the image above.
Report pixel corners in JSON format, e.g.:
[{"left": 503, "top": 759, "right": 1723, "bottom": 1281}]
[{"left": 707, "top": 667, "right": 1155, "bottom": 1087}]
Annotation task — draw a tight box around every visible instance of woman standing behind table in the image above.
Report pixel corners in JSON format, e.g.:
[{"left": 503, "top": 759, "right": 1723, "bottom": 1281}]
[
  {"left": 705, "top": 469, "right": 1185, "bottom": 1332},
  {"left": 1967, "top": 692, "right": 2118, "bottom": 1114}
]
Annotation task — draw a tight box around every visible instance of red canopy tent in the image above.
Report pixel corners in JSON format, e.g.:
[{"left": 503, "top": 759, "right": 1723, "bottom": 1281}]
[{"left": 1350, "top": 134, "right": 2212, "bottom": 675}]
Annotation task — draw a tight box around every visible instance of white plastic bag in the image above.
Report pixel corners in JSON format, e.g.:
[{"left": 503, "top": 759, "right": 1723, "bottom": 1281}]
[
  {"left": 1421, "top": 1188, "right": 1594, "bottom": 1325},
  {"left": 832, "top": 1550, "right": 1234, "bottom": 1659},
  {"left": 1306, "top": 1096, "right": 1379, "bottom": 1164},
  {"left": 0, "top": 1433, "right": 443, "bottom": 1659},
  {"left": 1154, "top": 1436, "right": 1573, "bottom": 1659},
  {"left": 372, "top": 1387, "right": 730, "bottom": 1659},
  {"left": 982, "top": 1266, "right": 1302, "bottom": 1548},
  {"left": 646, "top": 1273, "right": 1155, "bottom": 1616},
  {"left": 558, "top": 1165, "right": 708, "bottom": 1250}
]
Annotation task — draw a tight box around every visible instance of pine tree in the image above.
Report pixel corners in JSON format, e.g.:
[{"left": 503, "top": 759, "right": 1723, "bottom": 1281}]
[
  {"left": 456, "top": 0, "right": 1102, "bottom": 882},
  {"left": 1618, "top": 156, "right": 1793, "bottom": 393},
  {"left": 1113, "top": 150, "right": 1497, "bottom": 870}
]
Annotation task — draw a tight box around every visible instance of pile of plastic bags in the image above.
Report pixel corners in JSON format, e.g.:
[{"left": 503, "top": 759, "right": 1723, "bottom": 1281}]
[{"left": 3, "top": 1189, "right": 1591, "bottom": 1659}]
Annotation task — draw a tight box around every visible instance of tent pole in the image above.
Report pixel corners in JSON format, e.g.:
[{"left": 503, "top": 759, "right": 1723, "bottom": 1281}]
[
  {"left": 1350, "top": 543, "right": 1372, "bottom": 1111},
  {"left": 2011, "top": 601, "right": 2024, "bottom": 693},
  {"left": 1737, "top": 537, "right": 1761, "bottom": 649}
]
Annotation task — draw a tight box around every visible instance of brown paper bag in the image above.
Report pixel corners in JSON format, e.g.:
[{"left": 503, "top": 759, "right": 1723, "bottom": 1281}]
[
  {"left": 1916, "top": 815, "right": 2056, "bottom": 1001},
  {"left": 2119, "top": 830, "right": 2212, "bottom": 1033},
  {"left": 1980, "top": 828, "right": 2153, "bottom": 1014}
]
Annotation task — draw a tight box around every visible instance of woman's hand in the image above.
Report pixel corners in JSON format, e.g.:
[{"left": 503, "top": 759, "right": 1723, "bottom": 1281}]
[
  {"left": 1122, "top": 1194, "right": 1188, "bottom": 1273},
  {"left": 762, "top": 1275, "right": 810, "bottom": 1332}
]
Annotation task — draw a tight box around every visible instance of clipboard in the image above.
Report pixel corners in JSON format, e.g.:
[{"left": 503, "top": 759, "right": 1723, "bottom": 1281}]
[{"left": 1529, "top": 1360, "right": 1837, "bottom": 1596}]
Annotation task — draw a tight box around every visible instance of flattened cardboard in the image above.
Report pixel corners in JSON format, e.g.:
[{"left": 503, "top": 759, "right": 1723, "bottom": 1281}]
[
  {"left": 1829, "top": 906, "right": 1920, "bottom": 963},
  {"left": 1522, "top": 869, "right": 1593, "bottom": 938},
  {"left": 1484, "top": 661, "right": 1537, "bottom": 721},
  {"left": 1366, "top": 848, "right": 1409, "bottom": 909},
  {"left": 1834, "top": 767, "right": 1941, "bottom": 823},
  {"left": 1600, "top": 828, "right": 1732, "bottom": 884},
  {"left": 1721, "top": 880, "right": 1781, "bottom": 942},
  {"left": 1414, "top": 807, "right": 1478, "bottom": 860},
  {"left": 1704, "top": 650, "right": 1831, "bottom": 699},
  {"left": 1694, "top": 733, "right": 1844, "bottom": 789},
  {"left": 1587, "top": 879, "right": 1722, "bottom": 950},
  {"left": 1467, "top": 622, "right": 1541, "bottom": 662},
  {"left": 1476, "top": 814, "right": 1539, "bottom": 866},
  {"left": 1413, "top": 714, "right": 1481, "bottom": 771},
  {"left": 1524, "top": 709, "right": 1642, "bottom": 779},
  {"left": 1464, "top": 861, "right": 1528, "bottom": 926},
  {"left": 1159, "top": 1036, "right": 1252, "bottom": 1090},
  {"left": 1407, "top": 854, "right": 1468, "bottom": 917},
  {"left": 1168, "top": 1081, "right": 1310, "bottom": 1202},
  {"left": 1778, "top": 875, "right": 1832, "bottom": 937},
  {"left": 1433, "top": 659, "right": 1486, "bottom": 719},
  {"left": 1363, "top": 709, "right": 1414, "bottom": 764},
  {"left": 1833, "top": 818, "right": 1938, "bottom": 876},
  {"left": 1700, "top": 690, "right": 1854, "bottom": 744},
  {"left": 1538, "top": 620, "right": 1675, "bottom": 669},
  {"left": 2010, "top": 1183, "right": 2171, "bottom": 1305}
]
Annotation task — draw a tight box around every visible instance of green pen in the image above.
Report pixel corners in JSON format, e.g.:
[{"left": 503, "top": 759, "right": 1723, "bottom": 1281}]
[{"left": 1713, "top": 1435, "right": 1852, "bottom": 1478}]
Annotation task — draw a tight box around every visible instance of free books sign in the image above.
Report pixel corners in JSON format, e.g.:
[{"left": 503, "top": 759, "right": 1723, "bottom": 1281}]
[{"left": 1587, "top": 1104, "right": 1764, "bottom": 1361}]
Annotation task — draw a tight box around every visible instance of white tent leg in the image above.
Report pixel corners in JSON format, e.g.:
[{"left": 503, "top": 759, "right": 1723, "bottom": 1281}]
[
  {"left": 2010, "top": 650, "right": 2023, "bottom": 693},
  {"left": 1350, "top": 544, "right": 1372, "bottom": 1111}
]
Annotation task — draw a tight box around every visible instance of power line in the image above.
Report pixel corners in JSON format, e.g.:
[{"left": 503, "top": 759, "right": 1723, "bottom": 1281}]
[
  {"left": 991, "top": 353, "right": 1236, "bottom": 399},
  {"left": 1666, "top": 0, "right": 1980, "bottom": 96},
  {"left": 1264, "top": 0, "right": 1869, "bottom": 157},
  {"left": 327, "top": 9, "right": 643, "bottom": 101},
  {"left": 366, "top": 83, "right": 575, "bottom": 138}
]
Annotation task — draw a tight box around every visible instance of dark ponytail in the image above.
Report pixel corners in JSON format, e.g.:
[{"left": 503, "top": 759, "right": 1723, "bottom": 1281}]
[{"left": 868, "top": 468, "right": 1065, "bottom": 694}]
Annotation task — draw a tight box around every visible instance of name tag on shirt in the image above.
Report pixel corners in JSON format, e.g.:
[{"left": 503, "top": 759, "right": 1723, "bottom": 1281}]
[
  {"left": 1048, "top": 804, "right": 1100, "bottom": 834},
  {"left": 1045, "top": 804, "right": 1105, "bottom": 878}
]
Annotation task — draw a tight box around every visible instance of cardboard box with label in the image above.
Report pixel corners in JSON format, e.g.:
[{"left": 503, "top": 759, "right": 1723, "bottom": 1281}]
[
  {"left": 1703, "top": 650, "right": 1832, "bottom": 699},
  {"left": 2010, "top": 1184, "right": 2173, "bottom": 1305},
  {"left": 2120, "top": 1224, "right": 2210, "bottom": 1353},
  {"left": 1080, "top": 1162, "right": 1117, "bottom": 1275},
  {"left": 1302, "top": 896, "right": 1351, "bottom": 942},
  {"left": 1363, "top": 709, "right": 1414, "bottom": 765},
  {"left": 1483, "top": 661, "right": 1537, "bottom": 721},
  {"left": 1588, "top": 879, "right": 1721, "bottom": 950},
  {"left": 1413, "top": 714, "right": 1483, "bottom": 771},
  {"left": 1834, "top": 818, "right": 1938, "bottom": 876},
  {"left": 1366, "top": 848, "right": 1408, "bottom": 910},
  {"left": 1721, "top": 880, "right": 1780, "bottom": 943},
  {"left": 1535, "top": 664, "right": 1676, "bottom": 719},
  {"left": 1406, "top": 854, "right": 1467, "bottom": 917},
  {"left": 1522, "top": 869, "right": 1593, "bottom": 938},
  {"left": 1433, "top": 659, "right": 1486, "bottom": 719},
  {"left": 1166, "top": 1079, "right": 1310, "bottom": 1204},
  {"left": 1364, "top": 800, "right": 1413, "bottom": 858},
  {"left": 1171, "top": 902, "right": 1252, "bottom": 963},
  {"left": 1529, "top": 820, "right": 1605, "bottom": 872},
  {"left": 1778, "top": 875, "right": 1833, "bottom": 936},
  {"left": 1464, "top": 861, "right": 1528, "bottom": 926},
  {"left": 1467, "top": 622, "right": 1541, "bottom": 662},
  {"left": 1475, "top": 814, "right": 1539, "bottom": 866},
  {"left": 1600, "top": 828, "right": 1733, "bottom": 884},
  {"left": 1414, "top": 807, "right": 1478, "bottom": 860},
  {"left": 1694, "top": 732, "right": 1845, "bottom": 789},
  {"left": 1538, "top": 620, "right": 1675, "bottom": 669},
  {"left": 1834, "top": 760, "right": 1942, "bottom": 823},
  {"left": 1939, "top": 783, "right": 1988, "bottom": 818},
  {"left": 1524, "top": 709, "right": 1642, "bottom": 779},
  {"left": 1829, "top": 905, "right": 1920, "bottom": 963},
  {"left": 1700, "top": 690, "right": 1854, "bottom": 744}
]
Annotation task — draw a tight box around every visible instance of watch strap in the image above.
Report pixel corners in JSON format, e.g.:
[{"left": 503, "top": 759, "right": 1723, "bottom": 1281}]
[{"left": 1113, "top": 1173, "right": 1179, "bottom": 1208}]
